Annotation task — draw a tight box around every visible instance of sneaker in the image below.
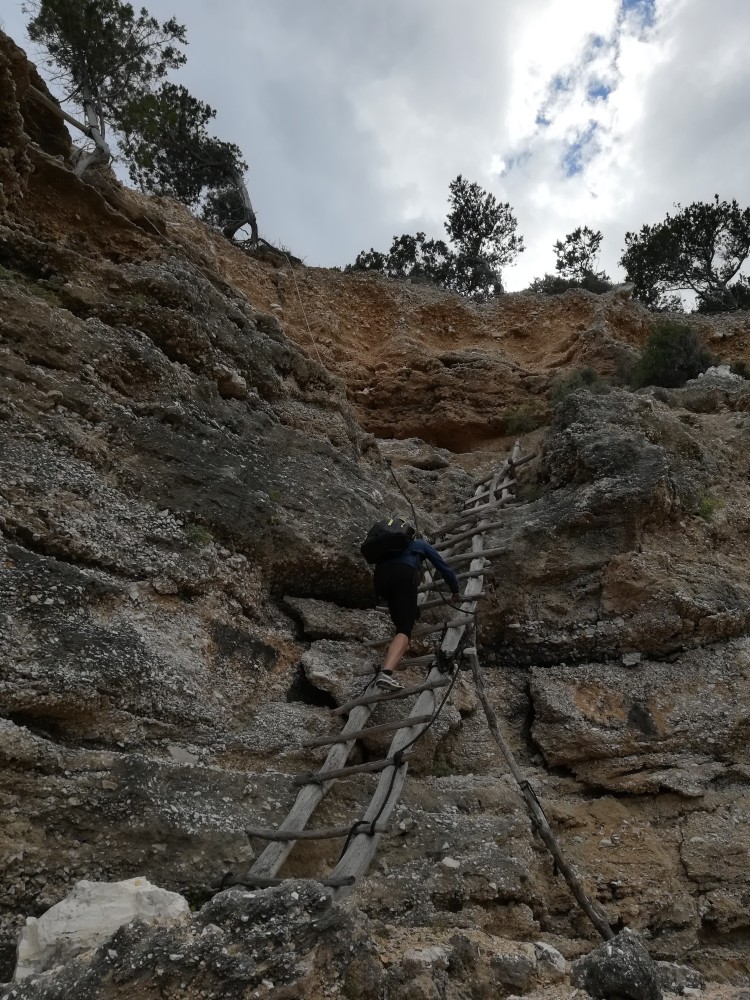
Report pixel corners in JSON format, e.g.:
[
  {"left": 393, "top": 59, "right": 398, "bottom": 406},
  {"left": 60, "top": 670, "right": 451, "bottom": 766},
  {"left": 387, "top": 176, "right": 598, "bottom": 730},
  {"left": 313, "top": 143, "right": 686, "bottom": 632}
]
[{"left": 374, "top": 671, "right": 404, "bottom": 692}]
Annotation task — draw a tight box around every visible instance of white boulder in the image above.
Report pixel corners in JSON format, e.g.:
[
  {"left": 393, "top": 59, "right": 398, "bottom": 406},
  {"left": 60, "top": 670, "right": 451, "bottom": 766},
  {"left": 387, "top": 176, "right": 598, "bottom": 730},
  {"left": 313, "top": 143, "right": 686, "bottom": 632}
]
[{"left": 14, "top": 876, "right": 189, "bottom": 981}]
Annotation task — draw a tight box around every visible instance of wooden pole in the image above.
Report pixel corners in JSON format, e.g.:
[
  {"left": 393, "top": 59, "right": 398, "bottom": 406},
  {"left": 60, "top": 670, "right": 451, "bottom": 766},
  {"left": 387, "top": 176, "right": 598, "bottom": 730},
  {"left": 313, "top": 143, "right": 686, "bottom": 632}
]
[
  {"left": 434, "top": 495, "right": 515, "bottom": 536},
  {"left": 301, "top": 714, "right": 432, "bottom": 748},
  {"left": 245, "top": 823, "right": 390, "bottom": 841},
  {"left": 332, "top": 677, "right": 450, "bottom": 715},
  {"left": 464, "top": 478, "right": 517, "bottom": 508},
  {"left": 472, "top": 461, "right": 509, "bottom": 490},
  {"left": 409, "top": 592, "right": 485, "bottom": 611},
  {"left": 473, "top": 451, "right": 535, "bottom": 487},
  {"left": 298, "top": 751, "right": 417, "bottom": 784},
  {"left": 466, "top": 647, "right": 615, "bottom": 942},
  {"left": 352, "top": 653, "right": 435, "bottom": 676},
  {"left": 363, "top": 615, "right": 475, "bottom": 648},
  {"left": 447, "top": 547, "right": 505, "bottom": 567},
  {"left": 248, "top": 699, "right": 375, "bottom": 877},
  {"left": 418, "top": 568, "right": 488, "bottom": 593},
  {"left": 436, "top": 519, "right": 507, "bottom": 552},
  {"left": 26, "top": 84, "right": 93, "bottom": 137}
]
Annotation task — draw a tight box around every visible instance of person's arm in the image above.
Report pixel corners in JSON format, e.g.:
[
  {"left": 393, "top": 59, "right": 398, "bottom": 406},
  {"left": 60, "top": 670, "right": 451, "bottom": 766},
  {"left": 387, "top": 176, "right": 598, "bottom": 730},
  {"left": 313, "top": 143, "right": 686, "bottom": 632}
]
[{"left": 415, "top": 540, "right": 460, "bottom": 595}]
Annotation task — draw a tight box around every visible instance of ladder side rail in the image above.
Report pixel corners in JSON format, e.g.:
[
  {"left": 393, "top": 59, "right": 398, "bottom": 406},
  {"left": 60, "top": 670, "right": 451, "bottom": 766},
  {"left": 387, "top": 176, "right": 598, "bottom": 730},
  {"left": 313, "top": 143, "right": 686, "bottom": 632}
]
[
  {"left": 329, "top": 549, "right": 487, "bottom": 898},
  {"left": 249, "top": 700, "right": 376, "bottom": 877}
]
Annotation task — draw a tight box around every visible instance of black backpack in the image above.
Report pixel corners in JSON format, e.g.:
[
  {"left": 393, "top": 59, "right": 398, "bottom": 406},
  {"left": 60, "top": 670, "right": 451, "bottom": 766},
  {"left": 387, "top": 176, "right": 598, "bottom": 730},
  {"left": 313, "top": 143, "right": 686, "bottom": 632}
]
[{"left": 360, "top": 517, "right": 416, "bottom": 564}]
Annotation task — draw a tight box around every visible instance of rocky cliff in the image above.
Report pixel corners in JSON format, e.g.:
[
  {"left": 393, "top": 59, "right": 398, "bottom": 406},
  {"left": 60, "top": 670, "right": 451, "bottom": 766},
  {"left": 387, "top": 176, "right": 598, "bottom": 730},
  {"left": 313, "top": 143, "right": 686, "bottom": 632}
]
[{"left": 2, "top": 30, "right": 750, "bottom": 999}]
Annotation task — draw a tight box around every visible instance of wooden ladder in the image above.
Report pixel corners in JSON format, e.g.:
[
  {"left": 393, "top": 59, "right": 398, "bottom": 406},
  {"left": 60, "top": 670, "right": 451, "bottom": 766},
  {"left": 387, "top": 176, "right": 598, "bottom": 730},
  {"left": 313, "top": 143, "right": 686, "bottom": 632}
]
[{"left": 231, "top": 445, "right": 533, "bottom": 898}]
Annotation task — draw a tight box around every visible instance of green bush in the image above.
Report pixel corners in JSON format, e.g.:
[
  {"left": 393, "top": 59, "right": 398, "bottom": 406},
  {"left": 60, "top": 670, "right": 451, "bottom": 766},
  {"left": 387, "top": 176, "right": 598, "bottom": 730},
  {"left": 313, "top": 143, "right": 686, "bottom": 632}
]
[
  {"left": 504, "top": 404, "right": 547, "bottom": 434},
  {"left": 527, "top": 272, "right": 613, "bottom": 295},
  {"left": 631, "top": 321, "right": 715, "bottom": 389},
  {"left": 185, "top": 522, "right": 214, "bottom": 546},
  {"left": 549, "top": 367, "right": 610, "bottom": 405},
  {"left": 730, "top": 360, "right": 750, "bottom": 379},
  {"left": 696, "top": 495, "right": 722, "bottom": 521}
]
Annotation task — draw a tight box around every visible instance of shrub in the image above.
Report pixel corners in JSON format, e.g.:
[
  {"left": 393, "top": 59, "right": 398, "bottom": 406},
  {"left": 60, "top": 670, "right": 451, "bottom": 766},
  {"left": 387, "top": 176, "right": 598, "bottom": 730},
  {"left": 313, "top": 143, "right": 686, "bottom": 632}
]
[
  {"left": 504, "top": 404, "right": 547, "bottom": 434},
  {"left": 549, "top": 367, "right": 610, "bottom": 405},
  {"left": 696, "top": 495, "right": 722, "bottom": 521},
  {"left": 30, "top": 284, "right": 62, "bottom": 307},
  {"left": 631, "top": 321, "right": 715, "bottom": 389},
  {"left": 527, "top": 272, "right": 613, "bottom": 295},
  {"left": 730, "top": 360, "right": 750, "bottom": 379},
  {"left": 696, "top": 281, "right": 750, "bottom": 313},
  {"left": 185, "top": 522, "right": 214, "bottom": 546}
]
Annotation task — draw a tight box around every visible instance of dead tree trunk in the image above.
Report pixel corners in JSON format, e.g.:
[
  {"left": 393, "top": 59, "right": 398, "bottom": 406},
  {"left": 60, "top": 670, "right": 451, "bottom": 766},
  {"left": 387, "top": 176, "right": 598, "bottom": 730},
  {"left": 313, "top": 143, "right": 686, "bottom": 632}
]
[
  {"left": 73, "top": 82, "right": 111, "bottom": 177},
  {"left": 223, "top": 166, "right": 258, "bottom": 243}
]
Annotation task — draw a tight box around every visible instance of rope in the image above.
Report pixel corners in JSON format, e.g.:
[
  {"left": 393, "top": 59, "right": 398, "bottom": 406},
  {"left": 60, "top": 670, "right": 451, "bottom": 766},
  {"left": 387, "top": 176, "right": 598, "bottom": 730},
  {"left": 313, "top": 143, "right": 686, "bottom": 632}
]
[
  {"left": 281, "top": 251, "right": 324, "bottom": 367},
  {"left": 385, "top": 460, "right": 421, "bottom": 537}
]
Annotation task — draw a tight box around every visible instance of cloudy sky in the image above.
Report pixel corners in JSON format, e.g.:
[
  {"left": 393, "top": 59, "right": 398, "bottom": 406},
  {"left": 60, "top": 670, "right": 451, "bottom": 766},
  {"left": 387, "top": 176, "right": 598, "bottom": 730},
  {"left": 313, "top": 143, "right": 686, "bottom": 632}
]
[{"left": 4, "top": 0, "right": 750, "bottom": 289}]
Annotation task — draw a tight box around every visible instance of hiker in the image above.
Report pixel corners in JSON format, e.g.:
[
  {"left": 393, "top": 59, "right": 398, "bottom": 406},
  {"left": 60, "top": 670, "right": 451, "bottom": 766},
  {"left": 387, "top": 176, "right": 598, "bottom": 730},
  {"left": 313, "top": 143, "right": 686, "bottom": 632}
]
[{"left": 361, "top": 517, "right": 461, "bottom": 691}]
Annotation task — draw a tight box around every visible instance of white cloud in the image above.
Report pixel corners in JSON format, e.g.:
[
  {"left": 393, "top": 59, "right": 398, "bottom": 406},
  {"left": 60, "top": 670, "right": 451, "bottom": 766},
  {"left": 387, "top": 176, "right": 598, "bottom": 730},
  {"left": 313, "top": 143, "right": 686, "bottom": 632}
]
[{"left": 3, "top": 0, "right": 750, "bottom": 291}]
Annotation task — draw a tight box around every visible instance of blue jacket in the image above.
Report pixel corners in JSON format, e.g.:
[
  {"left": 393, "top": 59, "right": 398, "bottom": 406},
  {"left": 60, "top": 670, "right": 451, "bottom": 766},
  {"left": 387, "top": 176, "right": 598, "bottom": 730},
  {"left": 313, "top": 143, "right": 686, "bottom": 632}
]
[{"left": 387, "top": 539, "right": 460, "bottom": 593}]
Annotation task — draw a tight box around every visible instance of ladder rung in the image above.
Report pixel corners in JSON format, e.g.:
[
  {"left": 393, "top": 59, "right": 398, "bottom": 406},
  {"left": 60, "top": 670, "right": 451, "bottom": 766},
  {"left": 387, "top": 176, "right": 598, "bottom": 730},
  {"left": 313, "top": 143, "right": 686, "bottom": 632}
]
[
  {"left": 434, "top": 496, "right": 515, "bottom": 536},
  {"left": 437, "top": 520, "right": 506, "bottom": 552},
  {"left": 377, "top": 593, "right": 484, "bottom": 612},
  {"left": 301, "top": 713, "right": 432, "bottom": 749},
  {"left": 332, "top": 677, "right": 450, "bottom": 714},
  {"left": 364, "top": 615, "right": 474, "bottom": 648},
  {"left": 473, "top": 452, "right": 535, "bottom": 487},
  {"left": 417, "top": 592, "right": 485, "bottom": 610},
  {"left": 472, "top": 462, "right": 510, "bottom": 489},
  {"left": 464, "top": 478, "right": 516, "bottom": 507},
  {"left": 297, "top": 751, "right": 417, "bottom": 784},
  {"left": 221, "top": 874, "right": 355, "bottom": 889},
  {"left": 351, "top": 653, "right": 435, "bottom": 677},
  {"left": 418, "top": 568, "right": 489, "bottom": 593},
  {"left": 245, "top": 823, "right": 391, "bottom": 841},
  {"left": 447, "top": 547, "right": 505, "bottom": 567}
]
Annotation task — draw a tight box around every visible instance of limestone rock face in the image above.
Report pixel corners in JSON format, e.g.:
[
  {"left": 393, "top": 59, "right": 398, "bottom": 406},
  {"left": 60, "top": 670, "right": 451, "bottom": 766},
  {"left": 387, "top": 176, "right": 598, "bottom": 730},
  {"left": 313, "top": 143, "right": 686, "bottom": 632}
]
[
  {"left": 481, "top": 385, "right": 750, "bottom": 661},
  {"left": 3, "top": 27, "right": 750, "bottom": 998},
  {"left": 14, "top": 877, "right": 188, "bottom": 981},
  {"left": 529, "top": 642, "right": 750, "bottom": 795},
  {"left": 0, "top": 34, "right": 32, "bottom": 216}
]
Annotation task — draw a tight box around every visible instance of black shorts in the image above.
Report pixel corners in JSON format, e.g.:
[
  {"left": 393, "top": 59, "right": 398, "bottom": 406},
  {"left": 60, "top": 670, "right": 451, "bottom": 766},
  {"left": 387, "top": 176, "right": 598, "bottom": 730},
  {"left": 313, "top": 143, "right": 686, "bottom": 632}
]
[{"left": 374, "top": 561, "right": 421, "bottom": 637}]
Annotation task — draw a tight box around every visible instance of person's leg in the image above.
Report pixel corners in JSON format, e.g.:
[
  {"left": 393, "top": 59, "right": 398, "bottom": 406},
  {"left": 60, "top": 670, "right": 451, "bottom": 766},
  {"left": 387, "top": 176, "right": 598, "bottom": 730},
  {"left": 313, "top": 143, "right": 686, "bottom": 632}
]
[
  {"left": 383, "top": 631, "right": 410, "bottom": 672},
  {"left": 373, "top": 562, "right": 419, "bottom": 689},
  {"left": 380, "top": 568, "right": 418, "bottom": 676}
]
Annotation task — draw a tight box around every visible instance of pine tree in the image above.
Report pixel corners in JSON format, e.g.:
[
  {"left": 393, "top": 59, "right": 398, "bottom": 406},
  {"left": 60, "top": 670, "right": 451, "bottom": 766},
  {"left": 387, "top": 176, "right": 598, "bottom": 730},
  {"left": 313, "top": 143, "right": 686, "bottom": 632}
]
[
  {"left": 621, "top": 196, "right": 750, "bottom": 311},
  {"left": 347, "top": 176, "right": 524, "bottom": 300},
  {"left": 24, "top": 0, "right": 258, "bottom": 241},
  {"left": 24, "top": 0, "right": 186, "bottom": 175}
]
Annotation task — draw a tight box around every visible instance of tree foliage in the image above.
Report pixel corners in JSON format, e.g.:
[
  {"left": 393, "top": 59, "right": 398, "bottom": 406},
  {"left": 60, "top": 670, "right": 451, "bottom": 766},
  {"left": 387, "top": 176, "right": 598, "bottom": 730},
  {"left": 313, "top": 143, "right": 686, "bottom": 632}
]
[
  {"left": 349, "top": 232, "right": 453, "bottom": 285},
  {"left": 24, "top": 0, "right": 186, "bottom": 115},
  {"left": 444, "top": 175, "right": 525, "bottom": 297},
  {"left": 23, "top": 0, "right": 257, "bottom": 239},
  {"left": 527, "top": 272, "right": 613, "bottom": 296},
  {"left": 553, "top": 226, "right": 609, "bottom": 282},
  {"left": 631, "top": 320, "right": 715, "bottom": 388},
  {"left": 347, "top": 176, "right": 524, "bottom": 300},
  {"left": 118, "top": 84, "right": 256, "bottom": 239},
  {"left": 549, "top": 367, "right": 610, "bottom": 405},
  {"left": 620, "top": 196, "right": 750, "bottom": 311}
]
